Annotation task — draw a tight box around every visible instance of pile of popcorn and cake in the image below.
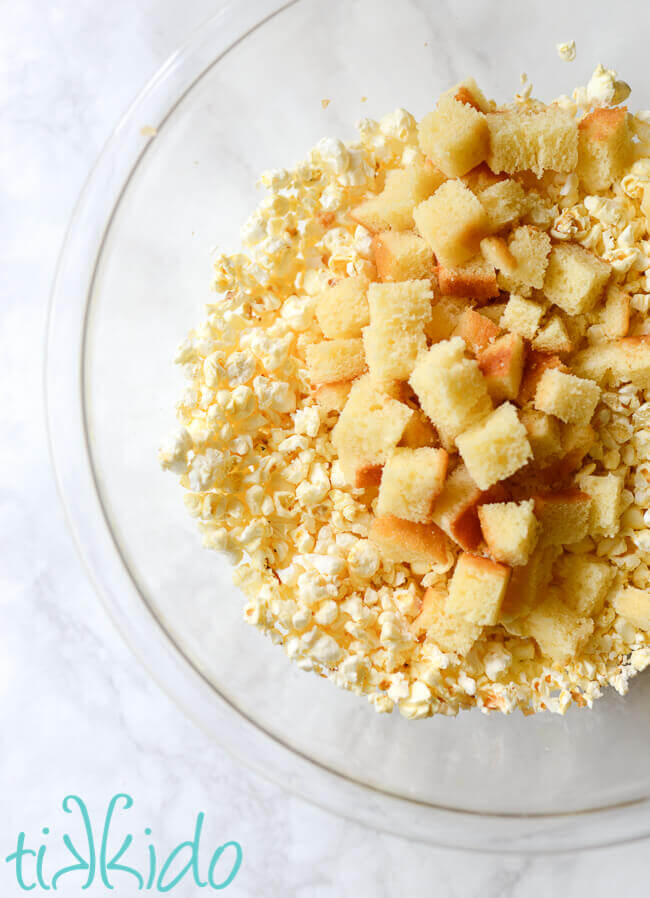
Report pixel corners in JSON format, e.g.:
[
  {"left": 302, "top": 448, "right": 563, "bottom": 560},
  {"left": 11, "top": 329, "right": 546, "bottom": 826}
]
[{"left": 161, "top": 62, "right": 650, "bottom": 717}]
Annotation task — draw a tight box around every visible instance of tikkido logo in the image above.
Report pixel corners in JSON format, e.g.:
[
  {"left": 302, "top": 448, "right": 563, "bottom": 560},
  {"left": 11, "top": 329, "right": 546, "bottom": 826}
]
[{"left": 5, "top": 794, "right": 243, "bottom": 892}]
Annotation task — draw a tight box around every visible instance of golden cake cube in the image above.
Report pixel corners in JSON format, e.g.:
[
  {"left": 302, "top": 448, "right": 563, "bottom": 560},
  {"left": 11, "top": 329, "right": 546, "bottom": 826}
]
[
  {"left": 313, "top": 382, "right": 351, "bottom": 413},
  {"left": 519, "top": 408, "right": 562, "bottom": 464},
  {"left": 518, "top": 591, "right": 594, "bottom": 663},
  {"left": 377, "top": 447, "right": 448, "bottom": 523},
  {"left": 409, "top": 337, "right": 493, "bottom": 441},
  {"left": 453, "top": 308, "right": 500, "bottom": 355},
  {"left": 456, "top": 402, "right": 532, "bottom": 489},
  {"left": 500, "top": 545, "right": 559, "bottom": 623},
  {"left": 532, "top": 316, "right": 573, "bottom": 354},
  {"left": 477, "top": 333, "right": 525, "bottom": 402},
  {"left": 486, "top": 106, "right": 578, "bottom": 177},
  {"left": 430, "top": 462, "right": 507, "bottom": 551},
  {"left": 332, "top": 375, "right": 413, "bottom": 486},
  {"left": 500, "top": 294, "right": 545, "bottom": 340},
  {"left": 478, "top": 178, "right": 527, "bottom": 231},
  {"left": 578, "top": 472, "right": 623, "bottom": 538},
  {"left": 478, "top": 499, "right": 540, "bottom": 566},
  {"left": 413, "top": 179, "right": 490, "bottom": 267},
  {"left": 577, "top": 106, "right": 633, "bottom": 193},
  {"left": 543, "top": 243, "right": 611, "bottom": 315},
  {"left": 412, "top": 586, "right": 482, "bottom": 656},
  {"left": 363, "top": 279, "right": 433, "bottom": 383},
  {"left": 350, "top": 160, "right": 446, "bottom": 232},
  {"left": 372, "top": 230, "right": 433, "bottom": 282},
  {"left": 425, "top": 295, "right": 467, "bottom": 343},
  {"left": 533, "top": 490, "right": 592, "bottom": 547},
  {"left": 305, "top": 338, "right": 366, "bottom": 384},
  {"left": 533, "top": 367, "right": 601, "bottom": 425},
  {"left": 436, "top": 255, "right": 499, "bottom": 301},
  {"left": 557, "top": 554, "right": 616, "bottom": 618},
  {"left": 599, "top": 285, "right": 630, "bottom": 339},
  {"left": 613, "top": 587, "right": 650, "bottom": 632},
  {"left": 447, "top": 77, "right": 491, "bottom": 114},
  {"left": 315, "top": 275, "right": 370, "bottom": 338},
  {"left": 418, "top": 95, "right": 489, "bottom": 178},
  {"left": 446, "top": 553, "right": 511, "bottom": 626},
  {"left": 369, "top": 515, "right": 451, "bottom": 566}
]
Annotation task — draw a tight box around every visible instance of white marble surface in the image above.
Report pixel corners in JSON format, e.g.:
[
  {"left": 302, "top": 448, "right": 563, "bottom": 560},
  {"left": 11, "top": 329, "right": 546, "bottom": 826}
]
[{"left": 4, "top": 0, "right": 650, "bottom": 894}]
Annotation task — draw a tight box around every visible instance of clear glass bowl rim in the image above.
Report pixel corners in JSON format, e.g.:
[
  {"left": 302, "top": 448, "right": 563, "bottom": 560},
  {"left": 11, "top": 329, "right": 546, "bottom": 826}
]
[{"left": 45, "top": 0, "right": 650, "bottom": 852}]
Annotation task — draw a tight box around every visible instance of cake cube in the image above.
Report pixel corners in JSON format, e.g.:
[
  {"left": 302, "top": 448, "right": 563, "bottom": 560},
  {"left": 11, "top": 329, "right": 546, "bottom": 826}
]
[
  {"left": 372, "top": 230, "right": 433, "bottom": 282},
  {"left": 518, "top": 591, "right": 594, "bottom": 663},
  {"left": 610, "top": 336, "right": 650, "bottom": 388},
  {"left": 436, "top": 255, "right": 499, "bottom": 301},
  {"left": 599, "top": 285, "right": 630, "bottom": 338},
  {"left": 479, "top": 302, "right": 508, "bottom": 326},
  {"left": 532, "top": 316, "right": 573, "bottom": 354},
  {"left": 533, "top": 490, "right": 592, "bottom": 546},
  {"left": 480, "top": 235, "right": 516, "bottom": 273},
  {"left": 478, "top": 499, "right": 539, "bottom": 567},
  {"left": 502, "top": 225, "right": 552, "bottom": 290},
  {"left": 363, "top": 279, "right": 433, "bottom": 383},
  {"left": 446, "top": 553, "right": 510, "bottom": 625},
  {"left": 519, "top": 408, "right": 562, "bottom": 463},
  {"left": 613, "top": 587, "right": 650, "bottom": 632},
  {"left": 425, "top": 295, "right": 467, "bottom": 342},
  {"left": 431, "top": 462, "right": 507, "bottom": 551},
  {"left": 412, "top": 586, "right": 482, "bottom": 656},
  {"left": 453, "top": 309, "right": 500, "bottom": 355},
  {"left": 478, "top": 178, "right": 527, "bottom": 231},
  {"left": 418, "top": 95, "right": 489, "bottom": 177},
  {"left": 486, "top": 106, "right": 578, "bottom": 177},
  {"left": 500, "top": 545, "right": 559, "bottom": 622},
  {"left": 413, "top": 179, "right": 490, "bottom": 267},
  {"left": 557, "top": 554, "right": 616, "bottom": 618},
  {"left": 448, "top": 77, "right": 491, "bottom": 114},
  {"left": 477, "top": 333, "right": 525, "bottom": 402},
  {"left": 577, "top": 106, "right": 633, "bottom": 193},
  {"left": 518, "top": 351, "right": 568, "bottom": 404},
  {"left": 313, "top": 381, "right": 351, "bottom": 412},
  {"left": 306, "top": 338, "right": 366, "bottom": 384},
  {"left": 315, "top": 275, "right": 369, "bottom": 338},
  {"left": 369, "top": 515, "right": 451, "bottom": 566},
  {"left": 578, "top": 472, "right": 623, "bottom": 538},
  {"left": 409, "top": 337, "right": 493, "bottom": 441},
  {"left": 500, "top": 294, "right": 545, "bottom": 340},
  {"left": 332, "top": 376, "right": 413, "bottom": 486},
  {"left": 533, "top": 368, "right": 601, "bottom": 425},
  {"left": 543, "top": 243, "right": 611, "bottom": 315},
  {"left": 350, "top": 160, "right": 446, "bottom": 232},
  {"left": 377, "top": 447, "right": 449, "bottom": 523},
  {"left": 536, "top": 423, "right": 597, "bottom": 485},
  {"left": 399, "top": 409, "right": 438, "bottom": 448},
  {"left": 456, "top": 402, "right": 532, "bottom": 489}
]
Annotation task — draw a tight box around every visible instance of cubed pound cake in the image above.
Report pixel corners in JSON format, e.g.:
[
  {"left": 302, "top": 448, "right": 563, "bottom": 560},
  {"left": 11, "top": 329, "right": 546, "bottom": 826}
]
[
  {"left": 577, "top": 106, "right": 633, "bottom": 193},
  {"left": 418, "top": 95, "right": 489, "bottom": 177},
  {"left": 372, "top": 230, "right": 433, "bottom": 282},
  {"left": 486, "top": 106, "right": 578, "bottom": 177},
  {"left": 456, "top": 402, "right": 532, "bottom": 490},
  {"left": 377, "top": 447, "right": 448, "bottom": 523},
  {"left": 409, "top": 337, "right": 493, "bottom": 444},
  {"left": 350, "top": 159, "right": 446, "bottom": 232},
  {"left": 414, "top": 179, "right": 490, "bottom": 267},
  {"left": 446, "top": 553, "right": 510, "bottom": 626}
]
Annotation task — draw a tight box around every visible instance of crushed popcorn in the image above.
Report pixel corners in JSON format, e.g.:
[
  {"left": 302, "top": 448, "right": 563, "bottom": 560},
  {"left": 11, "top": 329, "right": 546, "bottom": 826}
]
[{"left": 161, "top": 65, "right": 650, "bottom": 718}]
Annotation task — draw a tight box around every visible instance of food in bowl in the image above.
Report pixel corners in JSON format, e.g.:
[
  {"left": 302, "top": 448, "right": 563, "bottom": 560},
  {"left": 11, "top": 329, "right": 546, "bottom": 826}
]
[{"left": 160, "top": 64, "right": 650, "bottom": 717}]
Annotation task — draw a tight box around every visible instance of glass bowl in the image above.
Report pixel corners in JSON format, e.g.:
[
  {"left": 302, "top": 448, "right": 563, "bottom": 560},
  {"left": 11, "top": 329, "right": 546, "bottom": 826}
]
[{"left": 46, "top": 0, "right": 650, "bottom": 851}]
